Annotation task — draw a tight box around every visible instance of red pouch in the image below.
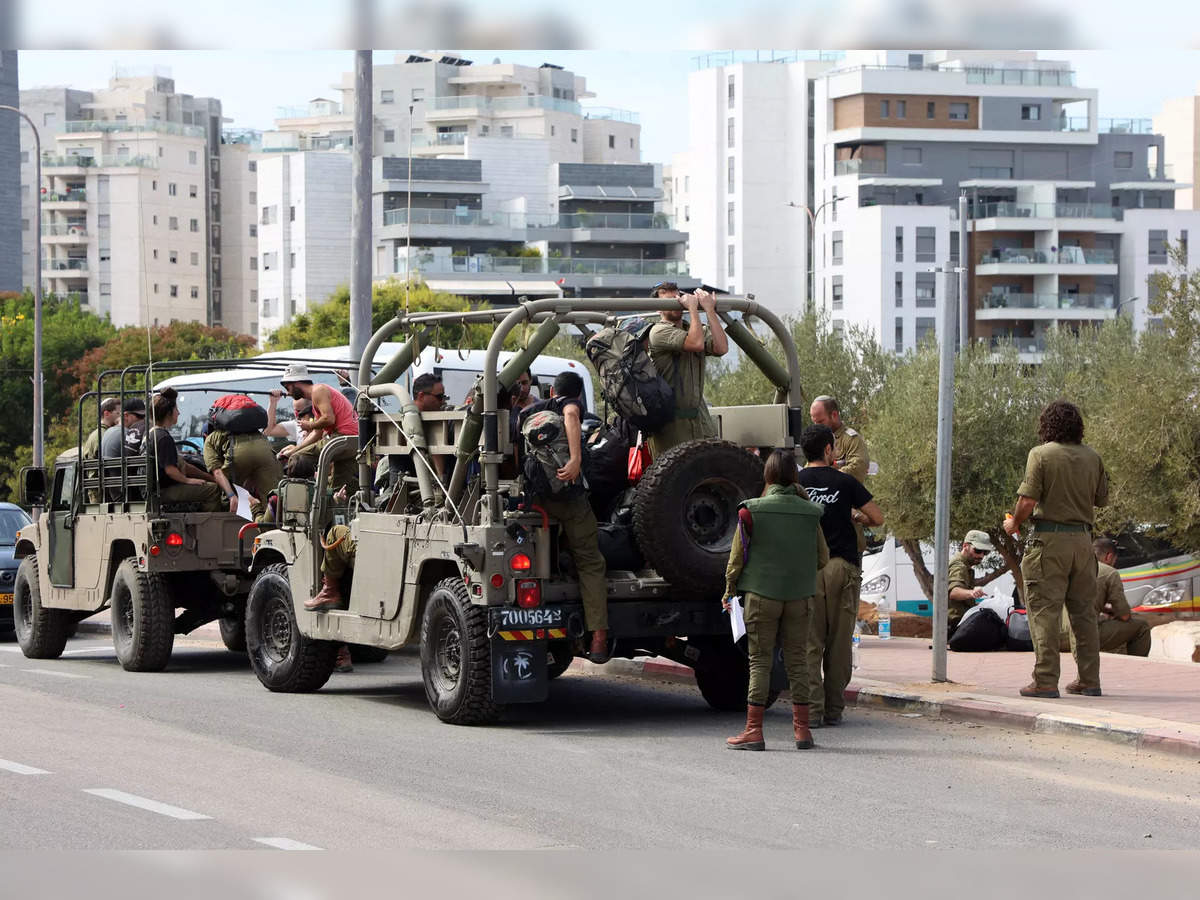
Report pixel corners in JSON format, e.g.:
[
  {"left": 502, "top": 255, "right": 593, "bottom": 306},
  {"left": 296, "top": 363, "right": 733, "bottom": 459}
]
[{"left": 627, "top": 432, "right": 651, "bottom": 483}]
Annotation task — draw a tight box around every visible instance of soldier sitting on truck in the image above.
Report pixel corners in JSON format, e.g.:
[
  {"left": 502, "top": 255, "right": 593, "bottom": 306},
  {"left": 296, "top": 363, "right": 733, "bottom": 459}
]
[
  {"left": 100, "top": 397, "right": 148, "bottom": 459},
  {"left": 520, "top": 371, "right": 610, "bottom": 663},
  {"left": 148, "top": 388, "right": 226, "bottom": 511},
  {"left": 82, "top": 397, "right": 121, "bottom": 460}
]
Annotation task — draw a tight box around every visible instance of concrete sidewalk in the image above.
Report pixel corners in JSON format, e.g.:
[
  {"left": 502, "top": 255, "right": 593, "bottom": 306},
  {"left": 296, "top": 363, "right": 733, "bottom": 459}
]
[{"left": 576, "top": 636, "right": 1200, "bottom": 759}]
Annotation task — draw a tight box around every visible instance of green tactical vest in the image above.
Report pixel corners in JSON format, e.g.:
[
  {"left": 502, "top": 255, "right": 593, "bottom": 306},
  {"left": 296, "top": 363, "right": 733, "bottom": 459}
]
[{"left": 736, "top": 484, "right": 825, "bottom": 601}]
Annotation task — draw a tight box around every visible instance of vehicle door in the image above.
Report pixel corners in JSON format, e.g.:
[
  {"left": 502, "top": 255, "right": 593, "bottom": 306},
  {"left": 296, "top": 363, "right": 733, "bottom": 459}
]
[{"left": 46, "top": 462, "right": 79, "bottom": 588}]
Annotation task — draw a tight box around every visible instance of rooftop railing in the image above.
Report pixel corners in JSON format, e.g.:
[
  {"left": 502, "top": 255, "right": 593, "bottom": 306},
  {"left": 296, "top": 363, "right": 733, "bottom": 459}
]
[
  {"left": 64, "top": 119, "right": 205, "bottom": 138},
  {"left": 42, "top": 154, "right": 157, "bottom": 169},
  {"left": 583, "top": 107, "right": 640, "bottom": 124},
  {"left": 692, "top": 50, "right": 842, "bottom": 70},
  {"left": 397, "top": 255, "right": 689, "bottom": 277},
  {"left": 834, "top": 158, "right": 887, "bottom": 176},
  {"left": 977, "top": 247, "right": 1116, "bottom": 265},
  {"left": 382, "top": 209, "right": 676, "bottom": 230},
  {"left": 970, "top": 201, "right": 1122, "bottom": 220},
  {"left": 427, "top": 94, "right": 582, "bottom": 115}
]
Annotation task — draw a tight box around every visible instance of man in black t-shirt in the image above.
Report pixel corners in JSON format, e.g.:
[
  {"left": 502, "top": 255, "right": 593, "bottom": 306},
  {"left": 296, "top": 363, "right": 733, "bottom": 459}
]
[{"left": 797, "top": 424, "right": 884, "bottom": 726}]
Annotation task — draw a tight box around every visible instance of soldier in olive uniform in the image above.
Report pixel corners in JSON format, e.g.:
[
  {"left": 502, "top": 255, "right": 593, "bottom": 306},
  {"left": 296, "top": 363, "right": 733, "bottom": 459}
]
[
  {"left": 1004, "top": 400, "right": 1108, "bottom": 698},
  {"left": 1066, "top": 538, "right": 1151, "bottom": 657},
  {"left": 204, "top": 427, "right": 283, "bottom": 509},
  {"left": 947, "top": 530, "right": 993, "bottom": 635},
  {"left": 646, "top": 283, "right": 728, "bottom": 458},
  {"left": 82, "top": 397, "right": 121, "bottom": 460},
  {"left": 723, "top": 449, "right": 829, "bottom": 751}
]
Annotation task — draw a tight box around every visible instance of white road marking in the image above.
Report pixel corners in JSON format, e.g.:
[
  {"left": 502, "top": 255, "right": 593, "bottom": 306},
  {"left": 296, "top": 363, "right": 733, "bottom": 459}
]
[
  {"left": 0, "top": 758, "right": 51, "bottom": 776},
  {"left": 0, "top": 646, "right": 22, "bottom": 653},
  {"left": 83, "top": 789, "right": 212, "bottom": 820},
  {"left": 252, "top": 837, "right": 323, "bottom": 851},
  {"left": 24, "top": 668, "right": 90, "bottom": 679}
]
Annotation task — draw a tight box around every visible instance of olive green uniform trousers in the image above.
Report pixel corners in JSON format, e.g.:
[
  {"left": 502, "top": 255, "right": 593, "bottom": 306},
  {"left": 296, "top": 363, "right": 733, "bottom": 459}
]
[
  {"left": 321, "top": 524, "right": 356, "bottom": 579},
  {"left": 744, "top": 591, "right": 811, "bottom": 707},
  {"left": 1023, "top": 532, "right": 1101, "bottom": 687},
  {"left": 539, "top": 493, "right": 608, "bottom": 631},
  {"left": 159, "top": 481, "right": 225, "bottom": 511},
  {"left": 807, "top": 557, "right": 861, "bottom": 719},
  {"left": 1063, "top": 609, "right": 1152, "bottom": 657}
]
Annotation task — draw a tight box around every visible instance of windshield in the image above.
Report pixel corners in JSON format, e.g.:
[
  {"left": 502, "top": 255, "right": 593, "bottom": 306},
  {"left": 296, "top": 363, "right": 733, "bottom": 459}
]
[{"left": 0, "top": 508, "right": 32, "bottom": 543}]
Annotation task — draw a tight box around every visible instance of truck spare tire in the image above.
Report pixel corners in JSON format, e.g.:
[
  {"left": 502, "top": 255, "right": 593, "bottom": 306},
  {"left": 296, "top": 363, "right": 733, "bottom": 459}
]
[{"left": 632, "top": 439, "right": 764, "bottom": 597}]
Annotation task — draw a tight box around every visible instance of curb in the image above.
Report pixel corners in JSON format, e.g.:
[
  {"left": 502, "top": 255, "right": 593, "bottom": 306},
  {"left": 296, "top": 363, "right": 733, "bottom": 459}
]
[{"left": 572, "top": 656, "right": 1200, "bottom": 760}]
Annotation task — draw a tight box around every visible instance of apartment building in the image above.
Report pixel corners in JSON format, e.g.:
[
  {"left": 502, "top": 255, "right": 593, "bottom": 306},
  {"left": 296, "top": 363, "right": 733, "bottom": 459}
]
[
  {"left": 1154, "top": 88, "right": 1200, "bottom": 210},
  {"left": 19, "top": 71, "right": 243, "bottom": 328},
  {"left": 254, "top": 151, "right": 352, "bottom": 339},
  {"left": 218, "top": 136, "right": 263, "bottom": 338},
  {"left": 0, "top": 51, "right": 20, "bottom": 291},
  {"left": 268, "top": 53, "right": 640, "bottom": 166}
]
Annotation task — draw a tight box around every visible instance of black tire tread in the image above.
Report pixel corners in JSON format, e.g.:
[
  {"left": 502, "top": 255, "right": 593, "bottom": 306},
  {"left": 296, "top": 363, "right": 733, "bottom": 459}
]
[
  {"left": 247, "top": 563, "right": 337, "bottom": 693},
  {"left": 14, "top": 554, "right": 72, "bottom": 659},
  {"left": 112, "top": 558, "right": 174, "bottom": 672},
  {"left": 420, "top": 576, "right": 502, "bottom": 725}
]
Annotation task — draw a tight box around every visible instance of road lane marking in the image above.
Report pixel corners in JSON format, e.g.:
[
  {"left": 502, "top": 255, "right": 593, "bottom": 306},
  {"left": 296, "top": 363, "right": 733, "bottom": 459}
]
[
  {"left": 83, "top": 789, "right": 212, "bottom": 820},
  {"left": 252, "top": 837, "right": 323, "bottom": 851},
  {"left": 0, "top": 646, "right": 22, "bottom": 653},
  {"left": 0, "top": 758, "right": 51, "bottom": 775},
  {"left": 24, "top": 668, "right": 90, "bottom": 679}
]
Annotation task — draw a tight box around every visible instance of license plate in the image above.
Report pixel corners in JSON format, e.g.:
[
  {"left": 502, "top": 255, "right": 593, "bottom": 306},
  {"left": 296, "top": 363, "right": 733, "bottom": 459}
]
[
  {"left": 497, "top": 607, "right": 562, "bottom": 628},
  {"left": 0, "top": 593, "right": 12, "bottom": 606}
]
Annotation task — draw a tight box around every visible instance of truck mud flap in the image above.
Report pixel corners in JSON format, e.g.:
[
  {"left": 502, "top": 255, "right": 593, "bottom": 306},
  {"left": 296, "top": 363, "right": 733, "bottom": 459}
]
[{"left": 490, "top": 634, "right": 549, "bottom": 704}]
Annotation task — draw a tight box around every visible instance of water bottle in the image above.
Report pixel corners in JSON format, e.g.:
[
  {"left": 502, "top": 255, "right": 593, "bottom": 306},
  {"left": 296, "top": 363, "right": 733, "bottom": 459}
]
[
  {"left": 851, "top": 622, "right": 862, "bottom": 669},
  {"left": 878, "top": 608, "right": 892, "bottom": 641}
]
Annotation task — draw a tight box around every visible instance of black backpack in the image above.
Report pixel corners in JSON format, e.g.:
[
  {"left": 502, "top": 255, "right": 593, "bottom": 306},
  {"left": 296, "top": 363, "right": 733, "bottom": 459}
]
[
  {"left": 583, "top": 417, "right": 635, "bottom": 519},
  {"left": 948, "top": 607, "right": 1007, "bottom": 652},
  {"left": 585, "top": 320, "right": 676, "bottom": 433}
]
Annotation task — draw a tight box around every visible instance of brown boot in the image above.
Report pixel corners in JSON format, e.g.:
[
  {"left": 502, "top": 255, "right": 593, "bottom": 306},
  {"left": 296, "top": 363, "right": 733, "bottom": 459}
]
[
  {"left": 1065, "top": 680, "right": 1102, "bottom": 696},
  {"left": 334, "top": 644, "right": 354, "bottom": 673},
  {"left": 726, "top": 704, "right": 766, "bottom": 751},
  {"left": 792, "top": 703, "right": 815, "bottom": 750},
  {"left": 1019, "top": 681, "right": 1060, "bottom": 698},
  {"left": 588, "top": 629, "right": 610, "bottom": 664},
  {"left": 304, "top": 576, "right": 344, "bottom": 611}
]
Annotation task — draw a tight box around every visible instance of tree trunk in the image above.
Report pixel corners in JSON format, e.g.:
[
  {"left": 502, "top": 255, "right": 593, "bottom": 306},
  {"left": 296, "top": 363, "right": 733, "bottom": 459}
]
[
  {"left": 991, "top": 527, "right": 1025, "bottom": 606},
  {"left": 900, "top": 538, "right": 935, "bottom": 602}
]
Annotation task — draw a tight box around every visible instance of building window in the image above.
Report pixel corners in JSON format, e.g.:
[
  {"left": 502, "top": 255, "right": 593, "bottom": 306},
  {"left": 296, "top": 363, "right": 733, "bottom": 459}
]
[
  {"left": 915, "top": 227, "right": 936, "bottom": 262},
  {"left": 249, "top": 224, "right": 257, "bottom": 237},
  {"left": 19, "top": 150, "right": 28, "bottom": 163},
  {"left": 289, "top": 252, "right": 296, "bottom": 269},
  {"left": 684, "top": 205, "right": 690, "bottom": 223},
  {"left": 948, "top": 102, "right": 969, "bottom": 121},
  {"left": 1021, "top": 104, "right": 1041, "bottom": 121},
  {"left": 153, "top": 283, "right": 159, "bottom": 294},
  {"left": 895, "top": 226, "right": 903, "bottom": 262},
  {"left": 289, "top": 206, "right": 296, "bottom": 222},
  {"left": 169, "top": 250, "right": 178, "bottom": 264},
  {"left": 153, "top": 249, "right": 159, "bottom": 260},
  {"left": 384, "top": 129, "right": 395, "bottom": 143},
  {"left": 412, "top": 88, "right": 425, "bottom": 101},
  {"left": 1114, "top": 151, "right": 1134, "bottom": 169},
  {"left": 21, "top": 217, "right": 29, "bottom": 231},
  {"left": 880, "top": 99, "right": 890, "bottom": 118},
  {"left": 189, "top": 184, "right": 198, "bottom": 198},
  {"left": 169, "top": 284, "right": 178, "bottom": 298},
  {"left": 188, "top": 150, "right": 198, "bottom": 164},
  {"left": 915, "top": 317, "right": 935, "bottom": 344},
  {"left": 190, "top": 251, "right": 199, "bottom": 265},
  {"left": 915, "top": 272, "right": 937, "bottom": 306},
  {"left": 152, "top": 215, "right": 158, "bottom": 226},
  {"left": 727, "top": 244, "right": 735, "bottom": 274},
  {"left": 950, "top": 231, "right": 960, "bottom": 263},
  {"left": 727, "top": 74, "right": 735, "bottom": 109},
  {"left": 152, "top": 180, "right": 157, "bottom": 191},
  {"left": 189, "top": 218, "right": 199, "bottom": 232},
  {"left": 908, "top": 53, "right": 924, "bottom": 69},
  {"left": 927, "top": 101, "right": 936, "bottom": 119},
  {"left": 831, "top": 230, "right": 843, "bottom": 264},
  {"left": 895, "top": 319, "right": 904, "bottom": 351},
  {"left": 100, "top": 283, "right": 111, "bottom": 296},
  {"left": 168, "top": 216, "right": 179, "bottom": 231},
  {"left": 831, "top": 276, "right": 844, "bottom": 310},
  {"left": 1148, "top": 229, "right": 1168, "bottom": 263},
  {"left": 248, "top": 161, "right": 257, "bottom": 172},
  {"left": 250, "top": 290, "right": 258, "bottom": 304},
  {"left": 630, "top": 137, "right": 635, "bottom": 149},
  {"left": 727, "top": 117, "right": 735, "bottom": 148},
  {"left": 190, "top": 286, "right": 199, "bottom": 299},
  {"left": 168, "top": 183, "right": 177, "bottom": 196},
  {"left": 1182, "top": 229, "right": 1188, "bottom": 264},
  {"left": 250, "top": 256, "right": 257, "bottom": 271},
  {"left": 903, "top": 147, "right": 922, "bottom": 165},
  {"left": 263, "top": 252, "right": 277, "bottom": 270},
  {"left": 832, "top": 319, "right": 844, "bottom": 339},
  {"left": 249, "top": 191, "right": 257, "bottom": 205},
  {"left": 550, "top": 125, "right": 556, "bottom": 136},
  {"left": 895, "top": 100, "right": 907, "bottom": 119},
  {"left": 727, "top": 201, "right": 735, "bottom": 236},
  {"left": 380, "top": 89, "right": 394, "bottom": 104},
  {"left": 608, "top": 134, "right": 615, "bottom": 149},
  {"left": 895, "top": 272, "right": 903, "bottom": 307},
  {"left": 570, "top": 128, "right": 578, "bottom": 143},
  {"left": 727, "top": 156, "right": 735, "bottom": 192}
]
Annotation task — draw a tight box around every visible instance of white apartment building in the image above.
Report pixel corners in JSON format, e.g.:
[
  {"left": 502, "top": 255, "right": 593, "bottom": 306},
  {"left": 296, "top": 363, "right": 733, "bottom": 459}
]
[
  {"left": 255, "top": 151, "right": 352, "bottom": 340},
  {"left": 1153, "top": 87, "right": 1200, "bottom": 210},
  {"left": 218, "top": 137, "right": 262, "bottom": 338}
]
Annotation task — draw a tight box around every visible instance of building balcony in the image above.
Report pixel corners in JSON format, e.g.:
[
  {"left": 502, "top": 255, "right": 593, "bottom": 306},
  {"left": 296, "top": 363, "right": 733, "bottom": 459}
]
[
  {"left": 41, "top": 154, "right": 157, "bottom": 170},
  {"left": 1057, "top": 117, "right": 1153, "bottom": 134},
  {"left": 969, "top": 201, "right": 1124, "bottom": 231},
  {"left": 582, "top": 107, "right": 639, "bottom": 124},
  {"left": 976, "top": 247, "right": 1117, "bottom": 275},
  {"left": 382, "top": 208, "right": 678, "bottom": 233},
  {"left": 834, "top": 158, "right": 886, "bottom": 177},
  {"left": 42, "top": 259, "right": 89, "bottom": 277},
  {"left": 64, "top": 119, "right": 206, "bottom": 138},
  {"left": 976, "top": 293, "right": 1116, "bottom": 321},
  {"left": 398, "top": 255, "right": 688, "bottom": 278},
  {"left": 424, "top": 94, "right": 582, "bottom": 119},
  {"left": 43, "top": 189, "right": 87, "bottom": 207},
  {"left": 988, "top": 335, "right": 1046, "bottom": 358},
  {"left": 42, "top": 224, "right": 88, "bottom": 242}
]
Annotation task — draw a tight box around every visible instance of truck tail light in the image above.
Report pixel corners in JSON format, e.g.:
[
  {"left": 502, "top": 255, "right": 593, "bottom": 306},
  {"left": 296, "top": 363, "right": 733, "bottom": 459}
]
[
  {"left": 516, "top": 579, "right": 541, "bottom": 608},
  {"left": 510, "top": 552, "right": 532, "bottom": 572},
  {"left": 166, "top": 532, "right": 184, "bottom": 547},
  {"left": 149, "top": 545, "right": 160, "bottom": 557},
  {"left": 490, "top": 573, "right": 505, "bottom": 589}
]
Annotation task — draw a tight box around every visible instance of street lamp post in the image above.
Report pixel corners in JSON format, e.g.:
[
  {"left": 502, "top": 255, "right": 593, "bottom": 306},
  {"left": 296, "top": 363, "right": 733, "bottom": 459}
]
[
  {"left": 788, "top": 196, "right": 845, "bottom": 311},
  {"left": 405, "top": 99, "right": 422, "bottom": 313},
  {"left": 1, "top": 105, "right": 44, "bottom": 516}
]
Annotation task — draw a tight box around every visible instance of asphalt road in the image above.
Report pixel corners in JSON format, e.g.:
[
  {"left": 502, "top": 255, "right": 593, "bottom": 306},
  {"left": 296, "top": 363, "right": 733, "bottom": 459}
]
[{"left": 2, "top": 632, "right": 1200, "bottom": 851}]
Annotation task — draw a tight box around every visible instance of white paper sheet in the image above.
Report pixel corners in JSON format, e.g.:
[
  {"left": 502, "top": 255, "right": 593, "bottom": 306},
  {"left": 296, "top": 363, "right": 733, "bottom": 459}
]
[
  {"left": 729, "top": 595, "right": 746, "bottom": 643},
  {"left": 235, "top": 485, "right": 253, "bottom": 521}
]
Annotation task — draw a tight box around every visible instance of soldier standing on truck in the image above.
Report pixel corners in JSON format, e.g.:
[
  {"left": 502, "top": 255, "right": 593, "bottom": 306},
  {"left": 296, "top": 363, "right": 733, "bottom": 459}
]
[
  {"left": 646, "top": 283, "right": 728, "bottom": 458},
  {"left": 277, "top": 363, "right": 360, "bottom": 493},
  {"left": 204, "top": 423, "right": 283, "bottom": 510}
]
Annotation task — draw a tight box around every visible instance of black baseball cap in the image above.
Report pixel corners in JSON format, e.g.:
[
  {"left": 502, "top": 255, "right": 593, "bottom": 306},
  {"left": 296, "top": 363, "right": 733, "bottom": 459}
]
[{"left": 122, "top": 397, "right": 146, "bottom": 416}]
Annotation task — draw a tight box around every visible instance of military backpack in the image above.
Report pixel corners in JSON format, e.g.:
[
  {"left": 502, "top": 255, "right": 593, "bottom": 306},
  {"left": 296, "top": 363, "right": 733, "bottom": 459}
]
[
  {"left": 519, "top": 404, "right": 586, "bottom": 499},
  {"left": 584, "top": 320, "right": 676, "bottom": 433}
]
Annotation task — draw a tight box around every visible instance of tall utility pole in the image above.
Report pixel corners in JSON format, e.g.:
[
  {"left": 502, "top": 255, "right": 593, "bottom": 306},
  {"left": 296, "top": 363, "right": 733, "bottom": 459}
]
[
  {"left": 959, "top": 193, "right": 969, "bottom": 349},
  {"left": 1, "top": 105, "right": 44, "bottom": 514},
  {"left": 348, "top": 50, "right": 373, "bottom": 362}
]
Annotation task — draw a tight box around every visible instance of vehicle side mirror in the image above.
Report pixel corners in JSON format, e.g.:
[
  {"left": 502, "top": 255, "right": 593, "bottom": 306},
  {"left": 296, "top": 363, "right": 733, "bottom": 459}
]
[{"left": 20, "top": 467, "right": 48, "bottom": 508}]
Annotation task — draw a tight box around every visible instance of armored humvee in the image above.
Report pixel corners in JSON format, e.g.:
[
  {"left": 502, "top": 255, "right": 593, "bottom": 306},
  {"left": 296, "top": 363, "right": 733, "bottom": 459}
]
[{"left": 245, "top": 296, "right": 807, "bottom": 724}]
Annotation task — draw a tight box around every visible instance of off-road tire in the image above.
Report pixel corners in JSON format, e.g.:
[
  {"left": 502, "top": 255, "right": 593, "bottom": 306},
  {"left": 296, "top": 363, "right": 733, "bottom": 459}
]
[
  {"left": 547, "top": 642, "right": 573, "bottom": 680},
  {"left": 420, "top": 577, "right": 503, "bottom": 725},
  {"left": 110, "top": 559, "right": 175, "bottom": 672},
  {"left": 13, "top": 555, "right": 71, "bottom": 659},
  {"left": 633, "top": 440, "right": 764, "bottom": 596},
  {"left": 348, "top": 644, "right": 389, "bottom": 664},
  {"left": 245, "top": 563, "right": 337, "bottom": 693},
  {"left": 691, "top": 636, "right": 780, "bottom": 712},
  {"left": 218, "top": 615, "right": 247, "bottom": 653}
]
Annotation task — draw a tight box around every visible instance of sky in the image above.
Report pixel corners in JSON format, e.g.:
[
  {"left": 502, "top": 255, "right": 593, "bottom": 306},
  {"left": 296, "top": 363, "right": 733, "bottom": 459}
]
[{"left": 17, "top": 49, "right": 1200, "bottom": 167}]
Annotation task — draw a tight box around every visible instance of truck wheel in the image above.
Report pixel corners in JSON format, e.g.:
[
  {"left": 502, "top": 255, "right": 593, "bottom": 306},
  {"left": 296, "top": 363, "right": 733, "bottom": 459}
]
[
  {"left": 547, "top": 642, "right": 573, "bottom": 680},
  {"left": 348, "top": 644, "right": 389, "bottom": 664},
  {"left": 246, "top": 563, "right": 337, "bottom": 693},
  {"left": 110, "top": 559, "right": 175, "bottom": 672},
  {"left": 691, "top": 636, "right": 780, "bottom": 712},
  {"left": 219, "top": 615, "right": 247, "bottom": 653},
  {"left": 13, "top": 555, "right": 71, "bottom": 659},
  {"left": 420, "top": 577, "right": 502, "bottom": 725},
  {"left": 633, "top": 440, "right": 763, "bottom": 597}
]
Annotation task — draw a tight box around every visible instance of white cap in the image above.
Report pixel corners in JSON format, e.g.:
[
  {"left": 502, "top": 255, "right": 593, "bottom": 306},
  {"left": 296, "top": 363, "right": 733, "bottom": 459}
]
[{"left": 280, "top": 362, "right": 312, "bottom": 384}]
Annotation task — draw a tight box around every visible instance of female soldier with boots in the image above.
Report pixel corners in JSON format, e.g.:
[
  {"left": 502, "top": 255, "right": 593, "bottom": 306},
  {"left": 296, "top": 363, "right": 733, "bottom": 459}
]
[{"left": 722, "top": 449, "right": 829, "bottom": 750}]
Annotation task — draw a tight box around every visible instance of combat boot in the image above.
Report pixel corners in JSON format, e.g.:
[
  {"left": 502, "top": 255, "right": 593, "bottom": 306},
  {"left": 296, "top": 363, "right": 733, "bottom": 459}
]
[
  {"left": 588, "top": 629, "right": 610, "bottom": 664},
  {"left": 1065, "top": 680, "right": 1102, "bottom": 697},
  {"left": 726, "top": 704, "right": 766, "bottom": 751},
  {"left": 792, "top": 703, "right": 815, "bottom": 750},
  {"left": 304, "top": 576, "right": 344, "bottom": 611}
]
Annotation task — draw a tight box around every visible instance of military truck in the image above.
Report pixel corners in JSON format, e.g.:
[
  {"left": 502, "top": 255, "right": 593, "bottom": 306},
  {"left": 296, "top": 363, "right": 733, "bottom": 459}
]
[
  {"left": 245, "top": 296, "right": 807, "bottom": 724},
  {"left": 10, "top": 359, "right": 323, "bottom": 669}
]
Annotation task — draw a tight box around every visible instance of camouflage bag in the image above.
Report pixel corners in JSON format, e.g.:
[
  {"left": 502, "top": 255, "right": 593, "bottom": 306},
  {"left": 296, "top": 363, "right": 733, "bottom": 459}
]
[
  {"left": 520, "top": 407, "right": 585, "bottom": 499},
  {"left": 584, "top": 320, "right": 676, "bottom": 432}
]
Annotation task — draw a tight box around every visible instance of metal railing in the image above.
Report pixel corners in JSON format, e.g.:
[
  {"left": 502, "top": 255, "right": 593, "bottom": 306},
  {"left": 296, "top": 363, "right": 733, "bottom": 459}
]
[
  {"left": 692, "top": 50, "right": 842, "bottom": 69},
  {"left": 978, "top": 248, "right": 1116, "bottom": 265},
  {"left": 382, "top": 209, "right": 676, "bottom": 230},
  {"left": 43, "top": 258, "right": 88, "bottom": 272},
  {"left": 963, "top": 66, "right": 1075, "bottom": 86},
  {"left": 42, "top": 153, "right": 157, "bottom": 169},
  {"left": 834, "top": 158, "right": 886, "bottom": 176},
  {"left": 42, "top": 224, "right": 88, "bottom": 237},
  {"left": 397, "top": 256, "right": 689, "bottom": 277},
  {"left": 989, "top": 336, "right": 1046, "bottom": 353},
  {"left": 583, "top": 107, "right": 640, "bottom": 124},
  {"left": 970, "top": 201, "right": 1122, "bottom": 220},
  {"left": 44, "top": 189, "right": 87, "bottom": 203},
  {"left": 427, "top": 94, "right": 581, "bottom": 115},
  {"left": 980, "top": 293, "right": 1116, "bottom": 310},
  {"left": 64, "top": 119, "right": 206, "bottom": 138},
  {"left": 412, "top": 132, "right": 468, "bottom": 147}
]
